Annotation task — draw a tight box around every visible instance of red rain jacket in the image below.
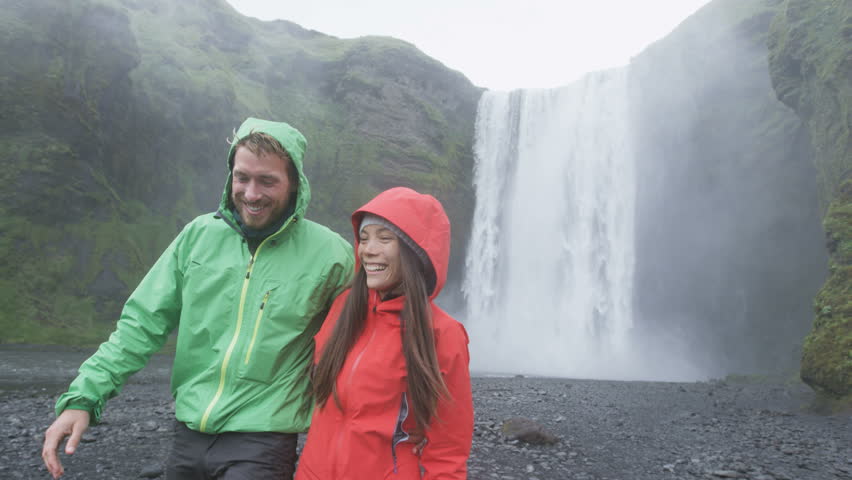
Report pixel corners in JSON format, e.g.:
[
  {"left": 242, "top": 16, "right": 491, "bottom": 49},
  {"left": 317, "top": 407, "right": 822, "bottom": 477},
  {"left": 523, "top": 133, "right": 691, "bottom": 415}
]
[{"left": 296, "top": 187, "right": 474, "bottom": 479}]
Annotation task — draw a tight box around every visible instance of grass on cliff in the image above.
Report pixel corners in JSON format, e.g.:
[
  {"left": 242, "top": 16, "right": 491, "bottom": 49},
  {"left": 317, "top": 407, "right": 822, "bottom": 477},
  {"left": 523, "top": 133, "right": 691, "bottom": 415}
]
[{"left": 803, "top": 179, "right": 852, "bottom": 396}]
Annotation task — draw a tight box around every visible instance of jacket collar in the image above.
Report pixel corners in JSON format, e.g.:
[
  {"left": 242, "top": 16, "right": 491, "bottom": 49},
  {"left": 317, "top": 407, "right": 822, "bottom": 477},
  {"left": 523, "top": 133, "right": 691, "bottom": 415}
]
[{"left": 369, "top": 290, "right": 406, "bottom": 316}]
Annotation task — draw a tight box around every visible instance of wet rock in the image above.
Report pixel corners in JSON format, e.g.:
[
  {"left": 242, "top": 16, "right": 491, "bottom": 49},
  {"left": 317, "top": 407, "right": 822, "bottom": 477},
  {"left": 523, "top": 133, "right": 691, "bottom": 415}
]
[
  {"left": 712, "top": 470, "right": 743, "bottom": 478},
  {"left": 141, "top": 420, "right": 159, "bottom": 431},
  {"left": 501, "top": 417, "right": 560, "bottom": 445},
  {"left": 139, "top": 463, "right": 163, "bottom": 478}
]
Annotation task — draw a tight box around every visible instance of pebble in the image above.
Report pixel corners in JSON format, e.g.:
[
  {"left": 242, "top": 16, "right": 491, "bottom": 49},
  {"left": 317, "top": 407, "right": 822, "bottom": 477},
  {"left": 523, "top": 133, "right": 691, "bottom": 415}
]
[{"left": 711, "top": 470, "right": 742, "bottom": 478}]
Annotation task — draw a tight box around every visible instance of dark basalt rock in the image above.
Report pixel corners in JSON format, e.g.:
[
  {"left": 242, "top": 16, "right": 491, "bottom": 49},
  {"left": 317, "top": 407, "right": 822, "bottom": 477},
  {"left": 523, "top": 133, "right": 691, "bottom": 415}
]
[{"left": 501, "top": 417, "right": 560, "bottom": 445}]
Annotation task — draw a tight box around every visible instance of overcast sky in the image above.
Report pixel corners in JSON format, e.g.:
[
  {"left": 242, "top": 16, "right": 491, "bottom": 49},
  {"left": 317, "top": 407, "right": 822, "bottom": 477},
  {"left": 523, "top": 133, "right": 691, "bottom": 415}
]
[{"left": 225, "top": 0, "right": 713, "bottom": 91}]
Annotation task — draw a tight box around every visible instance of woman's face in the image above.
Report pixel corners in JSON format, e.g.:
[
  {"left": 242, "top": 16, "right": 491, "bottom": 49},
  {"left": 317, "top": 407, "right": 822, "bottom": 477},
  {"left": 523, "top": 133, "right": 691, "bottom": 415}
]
[{"left": 358, "top": 224, "right": 402, "bottom": 295}]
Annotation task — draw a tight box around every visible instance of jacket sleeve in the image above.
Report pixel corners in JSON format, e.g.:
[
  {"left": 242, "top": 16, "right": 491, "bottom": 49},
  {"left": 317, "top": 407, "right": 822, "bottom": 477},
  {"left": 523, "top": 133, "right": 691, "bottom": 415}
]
[
  {"left": 421, "top": 321, "right": 474, "bottom": 480},
  {"left": 55, "top": 229, "right": 186, "bottom": 424},
  {"left": 313, "top": 291, "right": 349, "bottom": 364},
  {"left": 307, "top": 233, "right": 353, "bottom": 341},
  {"left": 326, "top": 234, "right": 355, "bottom": 300}
]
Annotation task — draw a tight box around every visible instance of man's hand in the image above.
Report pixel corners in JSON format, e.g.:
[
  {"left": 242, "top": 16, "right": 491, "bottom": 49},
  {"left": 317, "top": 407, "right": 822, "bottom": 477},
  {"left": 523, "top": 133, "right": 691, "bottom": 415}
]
[{"left": 42, "top": 409, "right": 90, "bottom": 479}]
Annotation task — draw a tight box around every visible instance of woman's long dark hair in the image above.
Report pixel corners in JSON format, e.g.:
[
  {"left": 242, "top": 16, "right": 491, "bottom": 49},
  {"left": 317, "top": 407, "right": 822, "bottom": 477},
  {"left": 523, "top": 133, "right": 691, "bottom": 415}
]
[{"left": 312, "top": 238, "right": 449, "bottom": 430}]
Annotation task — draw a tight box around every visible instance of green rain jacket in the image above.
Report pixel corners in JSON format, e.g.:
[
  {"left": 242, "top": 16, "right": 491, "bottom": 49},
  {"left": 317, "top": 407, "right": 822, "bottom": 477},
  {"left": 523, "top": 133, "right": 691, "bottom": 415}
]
[{"left": 55, "top": 118, "right": 354, "bottom": 433}]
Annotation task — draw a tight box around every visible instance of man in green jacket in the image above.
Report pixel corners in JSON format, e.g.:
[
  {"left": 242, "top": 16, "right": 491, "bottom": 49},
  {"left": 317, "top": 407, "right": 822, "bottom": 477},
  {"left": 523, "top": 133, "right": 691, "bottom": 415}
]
[{"left": 41, "top": 118, "right": 354, "bottom": 479}]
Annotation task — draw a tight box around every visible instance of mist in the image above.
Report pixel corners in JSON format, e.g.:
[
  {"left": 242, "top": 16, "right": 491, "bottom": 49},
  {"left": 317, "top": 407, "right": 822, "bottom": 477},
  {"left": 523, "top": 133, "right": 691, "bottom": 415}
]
[{"left": 457, "top": 8, "right": 827, "bottom": 381}]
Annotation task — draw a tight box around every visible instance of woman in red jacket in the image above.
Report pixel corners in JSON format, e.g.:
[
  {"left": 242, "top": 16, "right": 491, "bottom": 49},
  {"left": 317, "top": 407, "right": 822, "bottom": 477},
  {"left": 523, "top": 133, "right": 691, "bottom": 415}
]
[{"left": 295, "top": 187, "right": 474, "bottom": 480}]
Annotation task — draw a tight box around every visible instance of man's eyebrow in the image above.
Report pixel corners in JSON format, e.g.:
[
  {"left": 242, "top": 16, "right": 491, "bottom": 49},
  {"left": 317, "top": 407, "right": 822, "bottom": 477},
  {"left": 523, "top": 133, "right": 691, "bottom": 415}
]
[{"left": 231, "top": 170, "right": 279, "bottom": 181}]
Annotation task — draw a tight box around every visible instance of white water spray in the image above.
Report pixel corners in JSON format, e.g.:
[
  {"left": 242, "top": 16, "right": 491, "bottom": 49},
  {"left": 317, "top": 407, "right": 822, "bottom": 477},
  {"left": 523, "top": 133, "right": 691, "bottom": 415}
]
[{"left": 463, "top": 69, "right": 684, "bottom": 380}]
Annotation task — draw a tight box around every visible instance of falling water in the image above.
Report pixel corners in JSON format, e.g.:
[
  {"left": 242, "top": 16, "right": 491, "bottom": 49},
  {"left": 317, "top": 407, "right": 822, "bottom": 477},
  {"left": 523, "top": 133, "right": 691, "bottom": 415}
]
[{"left": 462, "top": 69, "right": 643, "bottom": 379}]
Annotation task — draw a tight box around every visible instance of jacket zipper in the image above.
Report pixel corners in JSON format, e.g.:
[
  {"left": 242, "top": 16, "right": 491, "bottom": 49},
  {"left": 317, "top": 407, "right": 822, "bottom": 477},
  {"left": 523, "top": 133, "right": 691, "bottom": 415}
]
[
  {"left": 345, "top": 320, "right": 378, "bottom": 390},
  {"left": 332, "top": 317, "right": 378, "bottom": 479},
  {"left": 244, "top": 290, "right": 271, "bottom": 365},
  {"left": 198, "top": 218, "right": 295, "bottom": 432},
  {"left": 199, "top": 252, "right": 258, "bottom": 432}
]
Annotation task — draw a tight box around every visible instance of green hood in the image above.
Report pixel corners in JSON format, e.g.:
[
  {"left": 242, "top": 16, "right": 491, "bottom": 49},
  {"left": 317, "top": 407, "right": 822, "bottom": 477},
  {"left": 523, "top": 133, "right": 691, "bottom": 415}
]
[{"left": 219, "top": 117, "right": 311, "bottom": 224}]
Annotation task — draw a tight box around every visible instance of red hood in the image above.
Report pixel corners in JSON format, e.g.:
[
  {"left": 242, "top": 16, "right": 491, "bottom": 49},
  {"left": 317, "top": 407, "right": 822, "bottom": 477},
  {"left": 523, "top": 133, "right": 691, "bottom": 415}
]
[{"left": 352, "top": 187, "right": 450, "bottom": 299}]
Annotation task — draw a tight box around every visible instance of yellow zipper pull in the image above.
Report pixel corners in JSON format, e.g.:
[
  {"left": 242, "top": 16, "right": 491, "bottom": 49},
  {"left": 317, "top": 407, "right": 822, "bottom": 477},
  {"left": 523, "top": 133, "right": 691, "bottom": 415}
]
[{"left": 245, "top": 256, "right": 255, "bottom": 279}]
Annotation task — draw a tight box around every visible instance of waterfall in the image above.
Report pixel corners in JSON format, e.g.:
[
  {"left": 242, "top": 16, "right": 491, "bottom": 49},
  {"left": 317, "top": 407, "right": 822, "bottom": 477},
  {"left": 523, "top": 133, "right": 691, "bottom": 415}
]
[{"left": 463, "top": 69, "right": 640, "bottom": 379}]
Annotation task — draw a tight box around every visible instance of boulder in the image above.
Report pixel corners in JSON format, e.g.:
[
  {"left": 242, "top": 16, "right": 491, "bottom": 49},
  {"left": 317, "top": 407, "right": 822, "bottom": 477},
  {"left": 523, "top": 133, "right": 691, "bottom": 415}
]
[{"left": 501, "top": 417, "right": 560, "bottom": 445}]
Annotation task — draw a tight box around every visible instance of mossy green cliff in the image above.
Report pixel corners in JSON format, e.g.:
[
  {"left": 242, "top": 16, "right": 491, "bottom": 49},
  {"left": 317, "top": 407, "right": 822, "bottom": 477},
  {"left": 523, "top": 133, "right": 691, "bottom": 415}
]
[
  {"left": 768, "top": 0, "right": 852, "bottom": 397},
  {"left": 0, "top": 0, "right": 481, "bottom": 344}
]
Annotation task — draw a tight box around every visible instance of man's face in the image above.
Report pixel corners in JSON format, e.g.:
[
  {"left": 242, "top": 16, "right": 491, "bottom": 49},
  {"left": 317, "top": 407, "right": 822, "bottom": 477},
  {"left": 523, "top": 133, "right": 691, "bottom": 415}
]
[{"left": 231, "top": 146, "right": 294, "bottom": 230}]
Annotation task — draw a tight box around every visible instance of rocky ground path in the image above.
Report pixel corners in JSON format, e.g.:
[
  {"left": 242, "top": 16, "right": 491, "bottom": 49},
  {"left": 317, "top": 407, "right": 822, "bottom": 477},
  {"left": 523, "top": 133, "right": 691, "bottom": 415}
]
[{"left": 1, "top": 346, "right": 850, "bottom": 480}]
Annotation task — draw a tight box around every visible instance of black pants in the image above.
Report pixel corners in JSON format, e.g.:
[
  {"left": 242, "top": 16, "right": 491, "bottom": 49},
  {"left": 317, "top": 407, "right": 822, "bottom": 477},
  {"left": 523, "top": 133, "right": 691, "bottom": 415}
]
[{"left": 166, "top": 422, "right": 298, "bottom": 480}]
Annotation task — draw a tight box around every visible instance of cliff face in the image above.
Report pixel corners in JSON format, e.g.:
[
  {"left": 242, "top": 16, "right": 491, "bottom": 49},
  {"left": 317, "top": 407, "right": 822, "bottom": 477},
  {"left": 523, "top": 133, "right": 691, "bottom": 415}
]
[
  {"left": 768, "top": 0, "right": 852, "bottom": 397},
  {"left": 630, "top": 0, "right": 828, "bottom": 375},
  {"left": 0, "top": 0, "right": 482, "bottom": 343}
]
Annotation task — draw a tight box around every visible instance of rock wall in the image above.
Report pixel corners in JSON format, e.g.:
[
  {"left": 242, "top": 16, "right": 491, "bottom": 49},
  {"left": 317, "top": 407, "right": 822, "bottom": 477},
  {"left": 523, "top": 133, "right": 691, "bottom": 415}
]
[{"left": 768, "top": 0, "right": 852, "bottom": 397}]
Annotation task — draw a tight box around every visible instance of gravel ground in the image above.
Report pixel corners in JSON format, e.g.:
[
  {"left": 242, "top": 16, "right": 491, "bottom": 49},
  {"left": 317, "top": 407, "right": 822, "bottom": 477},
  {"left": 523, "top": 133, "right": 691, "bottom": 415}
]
[{"left": 1, "top": 345, "right": 850, "bottom": 480}]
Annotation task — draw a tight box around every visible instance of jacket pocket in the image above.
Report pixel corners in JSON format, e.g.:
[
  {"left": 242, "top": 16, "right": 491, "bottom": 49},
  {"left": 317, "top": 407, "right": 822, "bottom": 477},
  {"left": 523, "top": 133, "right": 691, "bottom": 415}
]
[
  {"left": 391, "top": 393, "right": 411, "bottom": 471},
  {"left": 242, "top": 289, "right": 272, "bottom": 367},
  {"left": 237, "top": 282, "right": 309, "bottom": 384},
  {"left": 236, "top": 283, "right": 278, "bottom": 383}
]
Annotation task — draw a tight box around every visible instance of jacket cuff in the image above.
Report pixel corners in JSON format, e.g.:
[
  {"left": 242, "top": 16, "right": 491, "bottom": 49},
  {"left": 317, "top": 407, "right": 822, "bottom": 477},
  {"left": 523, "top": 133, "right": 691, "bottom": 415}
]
[{"left": 55, "top": 394, "right": 103, "bottom": 426}]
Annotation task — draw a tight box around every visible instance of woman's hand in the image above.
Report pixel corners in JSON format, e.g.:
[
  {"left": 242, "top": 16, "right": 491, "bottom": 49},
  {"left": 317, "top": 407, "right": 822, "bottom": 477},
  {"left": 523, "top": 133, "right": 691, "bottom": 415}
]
[{"left": 409, "top": 428, "right": 428, "bottom": 455}]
